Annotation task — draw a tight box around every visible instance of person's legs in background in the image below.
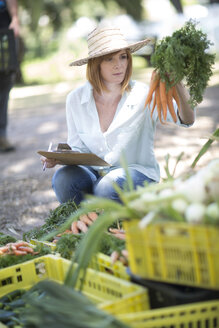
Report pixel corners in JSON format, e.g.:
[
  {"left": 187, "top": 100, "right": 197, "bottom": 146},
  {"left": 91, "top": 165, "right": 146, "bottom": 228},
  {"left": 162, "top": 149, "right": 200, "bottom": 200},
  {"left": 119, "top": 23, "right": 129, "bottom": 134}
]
[
  {"left": 94, "top": 167, "right": 155, "bottom": 202},
  {"left": 0, "top": 72, "right": 15, "bottom": 152},
  {"left": 52, "top": 165, "right": 100, "bottom": 204}
]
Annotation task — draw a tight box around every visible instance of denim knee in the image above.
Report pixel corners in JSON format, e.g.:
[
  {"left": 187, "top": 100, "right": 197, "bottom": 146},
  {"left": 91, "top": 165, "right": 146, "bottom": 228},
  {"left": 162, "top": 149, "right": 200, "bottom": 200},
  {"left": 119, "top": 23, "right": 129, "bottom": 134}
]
[
  {"left": 52, "top": 165, "right": 98, "bottom": 204},
  {"left": 94, "top": 168, "right": 155, "bottom": 202}
]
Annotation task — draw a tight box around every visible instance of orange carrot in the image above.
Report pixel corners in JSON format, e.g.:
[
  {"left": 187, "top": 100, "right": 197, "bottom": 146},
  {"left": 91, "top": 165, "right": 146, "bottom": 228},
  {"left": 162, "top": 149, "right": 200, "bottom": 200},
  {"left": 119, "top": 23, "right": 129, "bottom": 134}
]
[
  {"left": 144, "top": 71, "right": 160, "bottom": 108},
  {"left": 150, "top": 94, "right": 156, "bottom": 118},
  {"left": 57, "top": 229, "right": 73, "bottom": 236},
  {"left": 159, "top": 80, "right": 168, "bottom": 121},
  {"left": 167, "top": 88, "right": 177, "bottom": 123},
  {"left": 0, "top": 246, "right": 9, "bottom": 253},
  {"left": 172, "top": 85, "right": 181, "bottom": 112},
  {"left": 13, "top": 249, "right": 27, "bottom": 255},
  {"left": 80, "top": 214, "right": 93, "bottom": 226},
  {"left": 8, "top": 245, "right": 17, "bottom": 251},
  {"left": 71, "top": 221, "right": 79, "bottom": 234},
  {"left": 88, "top": 212, "right": 99, "bottom": 222},
  {"left": 110, "top": 251, "right": 119, "bottom": 264},
  {"left": 109, "top": 228, "right": 125, "bottom": 234},
  {"left": 17, "top": 246, "right": 34, "bottom": 253},
  {"left": 109, "top": 228, "right": 126, "bottom": 240},
  {"left": 121, "top": 249, "right": 129, "bottom": 259},
  {"left": 13, "top": 241, "right": 29, "bottom": 248},
  {"left": 113, "top": 233, "right": 126, "bottom": 240},
  {"left": 155, "top": 84, "right": 164, "bottom": 124},
  {"left": 76, "top": 220, "right": 88, "bottom": 233}
]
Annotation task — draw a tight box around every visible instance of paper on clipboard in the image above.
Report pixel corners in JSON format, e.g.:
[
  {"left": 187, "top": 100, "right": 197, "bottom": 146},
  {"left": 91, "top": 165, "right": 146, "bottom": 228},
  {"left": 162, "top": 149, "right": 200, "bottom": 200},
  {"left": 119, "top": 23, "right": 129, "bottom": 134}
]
[{"left": 38, "top": 143, "right": 110, "bottom": 167}]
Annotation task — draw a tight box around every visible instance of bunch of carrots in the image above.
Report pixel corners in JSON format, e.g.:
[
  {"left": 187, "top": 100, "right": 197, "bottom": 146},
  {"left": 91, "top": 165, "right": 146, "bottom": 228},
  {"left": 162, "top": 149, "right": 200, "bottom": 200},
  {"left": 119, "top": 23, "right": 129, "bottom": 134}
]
[
  {"left": 0, "top": 241, "right": 38, "bottom": 256},
  {"left": 52, "top": 212, "right": 99, "bottom": 242},
  {"left": 52, "top": 211, "right": 128, "bottom": 265},
  {"left": 144, "top": 70, "right": 180, "bottom": 124},
  {"left": 144, "top": 21, "right": 215, "bottom": 123},
  {"left": 53, "top": 211, "right": 126, "bottom": 241}
]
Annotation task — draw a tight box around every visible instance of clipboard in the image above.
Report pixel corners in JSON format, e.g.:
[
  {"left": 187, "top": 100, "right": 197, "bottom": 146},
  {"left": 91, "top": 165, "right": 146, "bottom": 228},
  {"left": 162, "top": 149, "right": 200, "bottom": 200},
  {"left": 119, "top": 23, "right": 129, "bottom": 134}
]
[{"left": 38, "top": 143, "right": 110, "bottom": 167}]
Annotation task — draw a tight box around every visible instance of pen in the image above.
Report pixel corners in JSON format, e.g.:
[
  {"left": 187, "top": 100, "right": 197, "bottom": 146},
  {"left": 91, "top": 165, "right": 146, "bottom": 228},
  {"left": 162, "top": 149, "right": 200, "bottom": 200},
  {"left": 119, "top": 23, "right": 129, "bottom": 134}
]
[{"left": 43, "top": 142, "right": 53, "bottom": 171}]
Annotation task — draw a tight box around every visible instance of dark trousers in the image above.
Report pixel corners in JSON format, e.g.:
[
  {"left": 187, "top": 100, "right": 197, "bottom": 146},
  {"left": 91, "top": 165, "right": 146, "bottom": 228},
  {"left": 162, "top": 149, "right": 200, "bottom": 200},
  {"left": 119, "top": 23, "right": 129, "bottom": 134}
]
[{"left": 0, "top": 72, "right": 14, "bottom": 137}]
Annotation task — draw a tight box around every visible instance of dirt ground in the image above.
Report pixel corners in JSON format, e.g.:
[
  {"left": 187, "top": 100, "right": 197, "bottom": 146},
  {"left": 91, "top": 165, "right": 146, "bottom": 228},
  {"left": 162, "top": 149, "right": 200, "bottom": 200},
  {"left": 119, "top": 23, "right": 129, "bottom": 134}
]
[{"left": 0, "top": 78, "right": 218, "bottom": 239}]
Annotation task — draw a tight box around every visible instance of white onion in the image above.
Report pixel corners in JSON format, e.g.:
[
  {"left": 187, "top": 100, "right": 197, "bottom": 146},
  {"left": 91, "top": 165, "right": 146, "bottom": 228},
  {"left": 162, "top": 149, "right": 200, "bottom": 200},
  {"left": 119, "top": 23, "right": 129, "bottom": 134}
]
[{"left": 185, "top": 203, "right": 205, "bottom": 224}]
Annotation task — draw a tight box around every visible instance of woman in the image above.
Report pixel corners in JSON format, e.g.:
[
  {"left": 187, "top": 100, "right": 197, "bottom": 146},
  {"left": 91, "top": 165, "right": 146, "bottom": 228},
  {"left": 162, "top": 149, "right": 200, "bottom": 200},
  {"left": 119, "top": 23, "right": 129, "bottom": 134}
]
[{"left": 41, "top": 25, "right": 195, "bottom": 205}]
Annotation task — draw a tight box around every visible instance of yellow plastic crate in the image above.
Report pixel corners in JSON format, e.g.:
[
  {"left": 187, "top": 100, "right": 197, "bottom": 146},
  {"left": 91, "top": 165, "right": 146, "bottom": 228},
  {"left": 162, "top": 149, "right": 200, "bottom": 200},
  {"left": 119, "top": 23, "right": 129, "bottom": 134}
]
[
  {"left": 90, "top": 253, "right": 130, "bottom": 281},
  {"left": 0, "top": 255, "right": 149, "bottom": 315},
  {"left": 118, "top": 300, "right": 219, "bottom": 328},
  {"left": 30, "top": 239, "right": 57, "bottom": 251},
  {"left": 124, "top": 220, "right": 219, "bottom": 290},
  {"left": 30, "top": 239, "right": 130, "bottom": 280}
]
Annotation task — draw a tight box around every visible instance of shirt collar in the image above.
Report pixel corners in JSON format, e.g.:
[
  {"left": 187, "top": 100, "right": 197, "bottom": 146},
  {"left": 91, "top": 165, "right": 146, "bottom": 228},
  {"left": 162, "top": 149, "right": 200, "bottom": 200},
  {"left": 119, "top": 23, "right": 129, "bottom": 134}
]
[
  {"left": 81, "top": 81, "right": 93, "bottom": 105},
  {"left": 127, "top": 80, "right": 139, "bottom": 106}
]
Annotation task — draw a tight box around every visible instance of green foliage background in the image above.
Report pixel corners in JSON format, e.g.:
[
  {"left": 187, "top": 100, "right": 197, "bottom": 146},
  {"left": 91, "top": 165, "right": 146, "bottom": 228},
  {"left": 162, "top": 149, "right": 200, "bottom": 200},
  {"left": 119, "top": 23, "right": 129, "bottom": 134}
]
[
  {"left": 16, "top": 0, "right": 147, "bottom": 84},
  {"left": 16, "top": 0, "right": 218, "bottom": 86}
]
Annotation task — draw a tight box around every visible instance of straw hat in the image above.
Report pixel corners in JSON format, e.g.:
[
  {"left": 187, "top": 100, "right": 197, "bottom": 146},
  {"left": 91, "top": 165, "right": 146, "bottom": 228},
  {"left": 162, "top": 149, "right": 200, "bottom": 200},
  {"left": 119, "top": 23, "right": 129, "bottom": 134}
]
[{"left": 69, "top": 25, "right": 153, "bottom": 66}]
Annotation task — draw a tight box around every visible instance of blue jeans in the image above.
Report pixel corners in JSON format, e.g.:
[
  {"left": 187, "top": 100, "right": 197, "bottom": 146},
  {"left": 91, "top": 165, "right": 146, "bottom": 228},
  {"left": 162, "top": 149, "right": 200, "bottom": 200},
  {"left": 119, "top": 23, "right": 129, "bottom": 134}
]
[{"left": 52, "top": 165, "right": 155, "bottom": 204}]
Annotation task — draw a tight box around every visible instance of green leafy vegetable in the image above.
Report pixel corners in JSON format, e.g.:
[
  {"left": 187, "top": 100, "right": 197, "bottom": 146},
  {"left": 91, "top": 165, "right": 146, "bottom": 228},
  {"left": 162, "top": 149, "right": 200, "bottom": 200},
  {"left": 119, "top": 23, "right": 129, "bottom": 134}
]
[
  {"left": 0, "top": 233, "right": 17, "bottom": 246},
  {"left": 151, "top": 20, "right": 215, "bottom": 108},
  {"left": 21, "top": 280, "right": 128, "bottom": 328},
  {"left": 55, "top": 234, "right": 83, "bottom": 259},
  {"left": 0, "top": 288, "right": 45, "bottom": 327},
  {"left": 99, "top": 233, "right": 125, "bottom": 255},
  {"left": 0, "top": 281, "right": 128, "bottom": 328},
  {"left": 23, "top": 200, "right": 78, "bottom": 241},
  {"left": 191, "top": 128, "right": 219, "bottom": 168},
  {"left": 56, "top": 231, "right": 125, "bottom": 260}
]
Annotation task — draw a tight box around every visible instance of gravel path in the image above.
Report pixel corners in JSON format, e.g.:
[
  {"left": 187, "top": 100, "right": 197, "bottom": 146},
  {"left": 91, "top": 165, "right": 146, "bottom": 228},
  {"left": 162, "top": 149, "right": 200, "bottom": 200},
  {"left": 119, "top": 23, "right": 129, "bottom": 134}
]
[{"left": 0, "top": 80, "right": 218, "bottom": 239}]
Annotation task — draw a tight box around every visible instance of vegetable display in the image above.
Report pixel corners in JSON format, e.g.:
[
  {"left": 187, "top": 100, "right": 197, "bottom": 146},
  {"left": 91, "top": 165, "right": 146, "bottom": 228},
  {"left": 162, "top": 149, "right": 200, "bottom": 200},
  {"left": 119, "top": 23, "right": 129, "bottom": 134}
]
[
  {"left": 145, "top": 20, "right": 215, "bottom": 123},
  {"left": 0, "top": 241, "right": 38, "bottom": 256},
  {"left": 0, "top": 243, "right": 51, "bottom": 269},
  {"left": 0, "top": 143, "right": 218, "bottom": 326},
  {"left": 60, "top": 156, "right": 219, "bottom": 287}
]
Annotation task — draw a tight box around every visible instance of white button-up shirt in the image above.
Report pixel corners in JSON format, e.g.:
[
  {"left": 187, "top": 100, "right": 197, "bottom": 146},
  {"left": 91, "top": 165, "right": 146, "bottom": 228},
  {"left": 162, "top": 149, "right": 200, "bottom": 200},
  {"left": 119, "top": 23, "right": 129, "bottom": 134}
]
[{"left": 66, "top": 80, "right": 191, "bottom": 182}]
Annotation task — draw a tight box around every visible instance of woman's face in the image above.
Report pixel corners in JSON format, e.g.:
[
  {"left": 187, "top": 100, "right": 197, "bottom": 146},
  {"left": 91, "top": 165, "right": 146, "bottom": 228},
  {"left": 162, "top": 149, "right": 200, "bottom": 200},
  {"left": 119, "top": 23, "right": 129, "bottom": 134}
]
[{"left": 100, "top": 50, "right": 128, "bottom": 86}]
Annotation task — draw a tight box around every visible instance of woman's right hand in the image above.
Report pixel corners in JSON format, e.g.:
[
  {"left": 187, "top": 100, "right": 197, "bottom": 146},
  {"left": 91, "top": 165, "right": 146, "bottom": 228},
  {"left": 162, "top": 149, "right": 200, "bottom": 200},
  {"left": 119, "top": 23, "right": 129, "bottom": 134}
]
[{"left": 40, "top": 156, "right": 60, "bottom": 169}]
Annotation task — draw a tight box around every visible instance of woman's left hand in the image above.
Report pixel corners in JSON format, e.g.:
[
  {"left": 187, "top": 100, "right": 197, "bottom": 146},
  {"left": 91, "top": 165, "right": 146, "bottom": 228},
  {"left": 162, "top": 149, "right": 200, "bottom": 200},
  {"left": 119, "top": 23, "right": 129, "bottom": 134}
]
[{"left": 175, "top": 81, "right": 195, "bottom": 125}]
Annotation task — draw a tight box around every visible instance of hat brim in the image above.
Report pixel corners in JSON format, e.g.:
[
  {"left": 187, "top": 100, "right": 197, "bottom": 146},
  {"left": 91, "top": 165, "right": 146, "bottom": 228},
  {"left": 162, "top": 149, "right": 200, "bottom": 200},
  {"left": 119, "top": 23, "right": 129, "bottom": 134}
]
[{"left": 69, "top": 38, "right": 154, "bottom": 66}]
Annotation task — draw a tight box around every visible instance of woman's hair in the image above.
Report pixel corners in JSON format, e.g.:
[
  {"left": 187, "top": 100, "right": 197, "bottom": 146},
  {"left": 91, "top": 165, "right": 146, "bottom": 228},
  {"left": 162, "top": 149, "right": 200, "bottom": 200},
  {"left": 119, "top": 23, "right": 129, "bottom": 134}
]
[{"left": 86, "top": 49, "right": 132, "bottom": 94}]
